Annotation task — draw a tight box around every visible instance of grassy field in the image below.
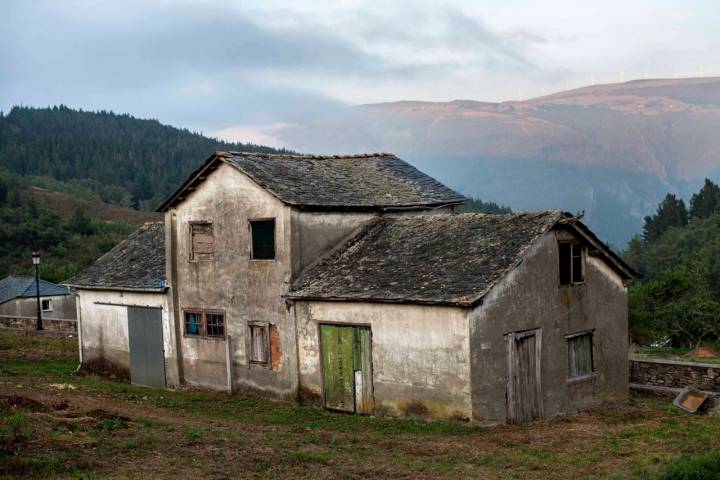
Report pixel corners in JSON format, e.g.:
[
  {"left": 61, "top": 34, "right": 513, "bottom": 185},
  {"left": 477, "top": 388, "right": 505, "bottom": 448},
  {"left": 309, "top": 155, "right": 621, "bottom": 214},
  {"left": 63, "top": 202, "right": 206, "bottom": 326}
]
[{"left": 1, "top": 331, "right": 720, "bottom": 479}]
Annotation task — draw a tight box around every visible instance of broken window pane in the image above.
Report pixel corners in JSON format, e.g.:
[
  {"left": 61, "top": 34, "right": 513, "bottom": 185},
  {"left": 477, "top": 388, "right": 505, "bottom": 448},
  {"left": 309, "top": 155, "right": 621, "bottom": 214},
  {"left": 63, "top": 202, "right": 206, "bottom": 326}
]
[
  {"left": 250, "top": 220, "right": 275, "bottom": 260},
  {"left": 568, "top": 333, "right": 593, "bottom": 378},
  {"left": 190, "top": 222, "right": 214, "bottom": 261},
  {"left": 250, "top": 324, "right": 268, "bottom": 364},
  {"left": 206, "top": 312, "right": 225, "bottom": 337},
  {"left": 184, "top": 312, "right": 201, "bottom": 335}
]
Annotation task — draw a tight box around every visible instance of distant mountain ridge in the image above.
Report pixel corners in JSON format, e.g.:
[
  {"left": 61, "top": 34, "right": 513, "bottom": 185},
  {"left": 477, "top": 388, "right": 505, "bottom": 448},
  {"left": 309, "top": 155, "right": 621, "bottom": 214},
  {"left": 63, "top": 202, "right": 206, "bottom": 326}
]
[{"left": 279, "top": 78, "right": 720, "bottom": 246}]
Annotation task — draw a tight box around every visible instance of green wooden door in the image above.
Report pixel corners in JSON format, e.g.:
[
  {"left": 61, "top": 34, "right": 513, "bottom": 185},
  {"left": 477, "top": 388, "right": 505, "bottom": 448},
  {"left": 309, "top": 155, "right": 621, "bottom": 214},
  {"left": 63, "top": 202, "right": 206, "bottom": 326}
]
[{"left": 321, "top": 325, "right": 374, "bottom": 414}]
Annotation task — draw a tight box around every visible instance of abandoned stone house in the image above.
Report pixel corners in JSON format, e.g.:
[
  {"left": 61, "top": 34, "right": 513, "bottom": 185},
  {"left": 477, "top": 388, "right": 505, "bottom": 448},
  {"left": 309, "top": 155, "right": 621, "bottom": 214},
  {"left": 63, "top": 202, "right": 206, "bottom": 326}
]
[{"left": 67, "top": 151, "right": 636, "bottom": 424}]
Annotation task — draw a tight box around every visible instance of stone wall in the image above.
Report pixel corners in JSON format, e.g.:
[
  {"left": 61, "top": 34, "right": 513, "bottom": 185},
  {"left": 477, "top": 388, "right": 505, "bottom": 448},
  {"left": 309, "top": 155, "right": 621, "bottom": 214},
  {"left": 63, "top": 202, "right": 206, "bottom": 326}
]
[
  {"left": 0, "top": 315, "right": 77, "bottom": 335},
  {"left": 630, "top": 358, "right": 720, "bottom": 392}
]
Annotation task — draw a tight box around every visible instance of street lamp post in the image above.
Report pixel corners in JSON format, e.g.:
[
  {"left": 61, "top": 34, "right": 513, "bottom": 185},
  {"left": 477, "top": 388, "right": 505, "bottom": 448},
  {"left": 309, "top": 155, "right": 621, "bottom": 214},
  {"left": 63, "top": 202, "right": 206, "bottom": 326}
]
[{"left": 32, "top": 251, "right": 43, "bottom": 331}]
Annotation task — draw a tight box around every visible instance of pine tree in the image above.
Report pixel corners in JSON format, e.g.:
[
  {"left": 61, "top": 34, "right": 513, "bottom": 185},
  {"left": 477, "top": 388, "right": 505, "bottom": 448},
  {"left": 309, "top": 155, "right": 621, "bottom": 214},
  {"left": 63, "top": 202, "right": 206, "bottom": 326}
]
[
  {"left": 689, "top": 178, "right": 720, "bottom": 220},
  {"left": 642, "top": 193, "right": 688, "bottom": 242}
]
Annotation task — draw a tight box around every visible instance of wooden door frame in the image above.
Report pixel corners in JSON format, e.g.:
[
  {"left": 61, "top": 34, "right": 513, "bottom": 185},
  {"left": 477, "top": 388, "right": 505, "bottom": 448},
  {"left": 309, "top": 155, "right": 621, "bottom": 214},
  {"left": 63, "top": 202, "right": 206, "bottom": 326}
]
[{"left": 506, "top": 328, "right": 543, "bottom": 423}]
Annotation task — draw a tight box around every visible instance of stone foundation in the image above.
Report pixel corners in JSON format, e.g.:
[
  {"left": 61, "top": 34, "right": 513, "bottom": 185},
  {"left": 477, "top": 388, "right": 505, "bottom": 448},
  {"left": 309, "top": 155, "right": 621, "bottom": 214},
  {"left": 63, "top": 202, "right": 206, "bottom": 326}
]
[
  {"left": 0, "top": 315, "right": 77, "bottom": 335},
  {"left": 630, "top": 358, "right": 720, "bottom": 392}
]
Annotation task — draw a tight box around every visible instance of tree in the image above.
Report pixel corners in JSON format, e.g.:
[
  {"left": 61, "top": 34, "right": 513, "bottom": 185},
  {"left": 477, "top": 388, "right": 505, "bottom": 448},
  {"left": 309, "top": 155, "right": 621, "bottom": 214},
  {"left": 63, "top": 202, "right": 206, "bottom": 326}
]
[
  {"left": 623, "top": 235, "right": 644, "bottom": 276},
  {"left": 642, "top": 193, "right": 688, "bottom": 242},
  {"left": 689, "top": 178, "right": 720, "bottom": 220},
  {"left": 68, "top": 208, "right": 94, "bottom": 236},
  {"left": 462, "top": 198, "right": 512, "bottom": 214},
  {"left": 0, "top": 176, "right": 7, "bottom": 205}
]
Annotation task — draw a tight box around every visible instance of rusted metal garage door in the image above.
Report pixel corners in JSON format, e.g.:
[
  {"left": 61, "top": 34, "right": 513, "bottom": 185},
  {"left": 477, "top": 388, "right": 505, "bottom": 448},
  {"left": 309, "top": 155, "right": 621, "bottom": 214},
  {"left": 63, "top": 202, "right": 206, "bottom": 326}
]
[
  {"left": 507, "top": 329, "right": 542, "bottom": 423},
  {"left": 320, "top": 324, "right": 374, "bottom": 414},
  {"left": 127, "top": 306, "right": 166, "bottom": 388}
]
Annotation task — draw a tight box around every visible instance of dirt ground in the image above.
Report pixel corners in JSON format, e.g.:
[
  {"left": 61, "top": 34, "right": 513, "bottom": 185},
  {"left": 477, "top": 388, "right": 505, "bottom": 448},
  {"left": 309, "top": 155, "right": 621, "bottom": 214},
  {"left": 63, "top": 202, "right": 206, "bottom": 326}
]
[{"left": 1, "top": 331, "right": 719, "bottom": 479}]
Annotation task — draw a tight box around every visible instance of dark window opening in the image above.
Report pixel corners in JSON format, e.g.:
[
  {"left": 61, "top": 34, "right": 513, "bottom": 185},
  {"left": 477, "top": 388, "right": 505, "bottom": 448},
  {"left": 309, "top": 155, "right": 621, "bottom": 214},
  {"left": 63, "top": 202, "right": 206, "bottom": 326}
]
[
  {"left": 568, "top": 332, "right": 593, "bottom": 378},
  {"left": 250, "top": 323, "right": 269, "bottom": 364},
  {"left": 206, "top": 312, "right": 225, "bottom": 338},
  {"left": 41, "top": 299, "right": 52, "bottom": 312},
  {"left": 184, "top": 311, "right": 201, "bottom": 336},
  {"left": 559, "top": 241, "right": 584, "bottom": 285},
  {"left": 250, "top": 219, "right": 275, "bottom": 260},
  {"left": 190, "top": 222, "right": 214, "bottom": 261}
]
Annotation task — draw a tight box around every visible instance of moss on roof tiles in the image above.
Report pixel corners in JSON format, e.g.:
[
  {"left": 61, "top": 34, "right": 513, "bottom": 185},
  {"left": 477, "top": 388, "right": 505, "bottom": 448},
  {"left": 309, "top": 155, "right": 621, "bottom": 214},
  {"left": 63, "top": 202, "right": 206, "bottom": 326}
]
[
  {"left": 221, "top": 152, "right": 465, "bottom": 208},
  {"left": 289, "top": 211, "right": 566, "bottom": 306},
  {"left": 64, "top": 222, "right": 166, "bottom": 291}
]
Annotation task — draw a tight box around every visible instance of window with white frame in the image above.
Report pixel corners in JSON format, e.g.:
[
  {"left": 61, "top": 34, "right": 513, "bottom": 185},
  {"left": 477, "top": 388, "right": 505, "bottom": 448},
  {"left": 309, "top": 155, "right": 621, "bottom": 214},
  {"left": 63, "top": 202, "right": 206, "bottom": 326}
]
[{"left": 41, "top": 299, "right": 52, "bottom": 312}]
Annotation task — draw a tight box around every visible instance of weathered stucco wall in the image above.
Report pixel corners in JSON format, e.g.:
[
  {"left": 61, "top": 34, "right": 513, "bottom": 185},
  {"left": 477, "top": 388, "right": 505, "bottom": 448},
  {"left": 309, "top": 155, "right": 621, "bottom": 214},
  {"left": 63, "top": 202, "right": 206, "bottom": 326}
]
[
  {"left": 76, "top": 289, "right": 174, "bottom": 384},
  {"left": 469, "top": 229, "right": 629, "bottom": 423},
  {"left": 167, "top": 163, "right": 298, "bottom": 397},
  {"left": 0, "top": 295, "right": 76, "bottom": 320},
  {"left": 291, "top": 211, "right": 374, "bottom": 275},
  {"left": 294, "top": 301, "right": 472, "bottom": 420}
]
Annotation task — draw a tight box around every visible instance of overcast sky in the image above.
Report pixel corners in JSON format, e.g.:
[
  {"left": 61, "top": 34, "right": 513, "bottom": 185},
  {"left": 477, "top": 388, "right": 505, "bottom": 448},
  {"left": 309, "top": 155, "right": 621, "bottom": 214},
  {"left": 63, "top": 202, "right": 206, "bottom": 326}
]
[{"left": 2, "top": 0, "right": 719, "bottom": 146}]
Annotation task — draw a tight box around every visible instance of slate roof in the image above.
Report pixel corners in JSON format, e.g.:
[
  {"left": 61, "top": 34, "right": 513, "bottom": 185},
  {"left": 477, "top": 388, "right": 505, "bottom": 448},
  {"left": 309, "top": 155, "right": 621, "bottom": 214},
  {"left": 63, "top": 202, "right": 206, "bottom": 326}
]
[
  {"left": 158, "top": 151, "right": 465, "bottom": 211},
  {"left": 64, "top": 222, "right": 166, "bottom": 292},
  {"left": 288, "top": 211, "right": 635, "bottom": 307},
  {"left": 0, "top": 276, "right": 71, "bottom": 305}
]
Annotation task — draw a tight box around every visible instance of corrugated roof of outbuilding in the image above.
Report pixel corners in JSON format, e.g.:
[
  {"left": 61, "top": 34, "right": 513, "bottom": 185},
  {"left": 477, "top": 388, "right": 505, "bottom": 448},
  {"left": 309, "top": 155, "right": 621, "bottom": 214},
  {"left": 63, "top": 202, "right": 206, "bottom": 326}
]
[{"left": 0, "top": 276, "right": 71, "bottom": 305}]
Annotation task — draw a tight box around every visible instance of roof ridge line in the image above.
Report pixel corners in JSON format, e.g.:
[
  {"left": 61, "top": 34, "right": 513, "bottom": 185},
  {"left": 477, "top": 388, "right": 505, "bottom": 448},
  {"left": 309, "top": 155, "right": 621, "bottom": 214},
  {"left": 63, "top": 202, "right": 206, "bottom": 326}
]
[{"left": 220, "top": 151, "right": 396, "bottom": 159}]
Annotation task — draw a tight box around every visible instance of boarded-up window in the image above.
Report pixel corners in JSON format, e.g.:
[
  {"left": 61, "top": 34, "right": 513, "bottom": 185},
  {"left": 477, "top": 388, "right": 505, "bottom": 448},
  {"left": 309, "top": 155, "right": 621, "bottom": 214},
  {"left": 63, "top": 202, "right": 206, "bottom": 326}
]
[
  {"left": 184, "top": 311, "right": 201, "bottom": 336},
  {"left": 250, "top": 323, "right": 268, "bottom": 364},
  {"left": 250, "top": 219, "right": 275, "bottom": 260},
  {"left": 559, "top": 241, "right": 583, "bottom": 285},
  {"left": 190, "top": 222, "right": 214, "bottom": 261},
  {"left": 206, "top": 312, "right": 225, "bottom": 338},
  {"left": 568, "top": 332, "right": 593, "bottom": 378}
]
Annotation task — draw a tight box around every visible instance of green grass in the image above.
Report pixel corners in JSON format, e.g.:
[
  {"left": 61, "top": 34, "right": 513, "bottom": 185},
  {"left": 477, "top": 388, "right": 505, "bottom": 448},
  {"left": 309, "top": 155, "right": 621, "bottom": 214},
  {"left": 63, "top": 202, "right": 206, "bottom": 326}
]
[{"left": 3, "top": 330, "right": 720, "bottom": 479}]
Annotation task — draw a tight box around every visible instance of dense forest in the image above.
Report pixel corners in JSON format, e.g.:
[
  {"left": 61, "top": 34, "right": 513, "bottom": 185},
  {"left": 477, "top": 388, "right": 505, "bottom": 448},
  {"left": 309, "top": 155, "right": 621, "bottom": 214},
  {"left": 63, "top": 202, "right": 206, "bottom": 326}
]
[
  {"left": 461, "top": 198, "right": 512, "bottom": 214},
  {"left": 624, "top": 179, "right": 720, "bottom": 349},
  {"left": 0, "top": 106, "right": 286, "bottom": 210},
  {"left": 0, "top": 174, "right": 137, "bottom": 283}
]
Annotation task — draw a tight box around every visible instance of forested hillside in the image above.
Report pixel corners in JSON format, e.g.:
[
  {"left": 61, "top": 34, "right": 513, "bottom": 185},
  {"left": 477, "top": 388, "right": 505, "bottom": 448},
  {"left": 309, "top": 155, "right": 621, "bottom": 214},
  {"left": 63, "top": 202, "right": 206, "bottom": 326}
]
[
  {"left": 0, "top": 106, "right": 287, "bottom": 210},
  {"left": 624, "top": 179, "right": 720, "bottom": 350}
]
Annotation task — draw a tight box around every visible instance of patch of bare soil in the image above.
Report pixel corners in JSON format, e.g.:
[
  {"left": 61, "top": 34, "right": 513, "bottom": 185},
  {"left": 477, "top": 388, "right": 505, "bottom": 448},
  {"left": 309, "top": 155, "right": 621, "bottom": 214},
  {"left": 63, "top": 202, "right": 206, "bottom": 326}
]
[{"left": 684, "top": 345, "right": 720, "bottom": 359}]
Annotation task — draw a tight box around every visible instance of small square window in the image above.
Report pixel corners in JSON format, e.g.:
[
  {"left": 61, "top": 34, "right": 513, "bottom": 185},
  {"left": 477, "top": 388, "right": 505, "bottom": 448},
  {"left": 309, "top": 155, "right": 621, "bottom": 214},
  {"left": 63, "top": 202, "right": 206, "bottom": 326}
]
[
  {"left": 250, "top": 324, "right": 269, "bottom": 364},
  {"left": 190, "top": 222, "right": 214, "bottom": 261},
  {"left": 184, "top": 312, "right": 201, "bottom": 336},
  {"left": 206, "top": 312, "right": 225, "bottom": 338},
  {"left": 41, "top": 299, "right": 52, "bottom": 312},
  {"left": 250, "top": 219, "right": 275, "bottom": 260},
  {"left": 568, "top": 332, "right": 593, "bottom": 378},
  {"left": 559, "top": 241, "right": 584, "bottom": 285}
]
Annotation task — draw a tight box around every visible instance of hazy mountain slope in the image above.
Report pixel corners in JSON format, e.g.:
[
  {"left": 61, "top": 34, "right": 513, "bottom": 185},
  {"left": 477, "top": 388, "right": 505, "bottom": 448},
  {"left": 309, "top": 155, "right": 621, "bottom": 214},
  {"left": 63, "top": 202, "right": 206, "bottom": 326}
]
[{"left": 279, "top": 78, "right": 720, "bottom": 246}]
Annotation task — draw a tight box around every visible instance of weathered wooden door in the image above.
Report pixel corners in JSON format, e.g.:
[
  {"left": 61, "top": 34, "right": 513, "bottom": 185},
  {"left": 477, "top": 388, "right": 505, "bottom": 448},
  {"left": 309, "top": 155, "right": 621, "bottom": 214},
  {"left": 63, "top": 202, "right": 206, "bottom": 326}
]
[
  {"left": 507, "top": 329, "right": 542, "bottom": 423},
  {"left": 320, "top": 325, "right": 374, "bottom": 414},
  {"left": 127, "top": 306, "right": 166, "bottom": 388}
]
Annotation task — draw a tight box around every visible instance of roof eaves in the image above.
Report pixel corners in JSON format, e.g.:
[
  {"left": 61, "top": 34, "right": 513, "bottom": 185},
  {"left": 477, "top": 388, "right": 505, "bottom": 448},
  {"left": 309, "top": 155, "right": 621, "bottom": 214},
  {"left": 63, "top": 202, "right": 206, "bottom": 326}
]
[{"left": 64, "top": 284, "right": 168, "bottom": 293}]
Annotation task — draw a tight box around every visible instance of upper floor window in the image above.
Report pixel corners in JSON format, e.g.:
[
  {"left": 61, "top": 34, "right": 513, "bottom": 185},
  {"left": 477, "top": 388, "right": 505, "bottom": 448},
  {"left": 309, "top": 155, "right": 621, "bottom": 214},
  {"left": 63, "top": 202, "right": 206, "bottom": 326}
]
[
  {"left": 559, "top": 241, "right": 584, "bottom": 285},
  {"left": 250, "top": 219, "right": 275, "bottom": 260},
  {"left": 190, "top": 222, "right": 214, "bottom": 261}
]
